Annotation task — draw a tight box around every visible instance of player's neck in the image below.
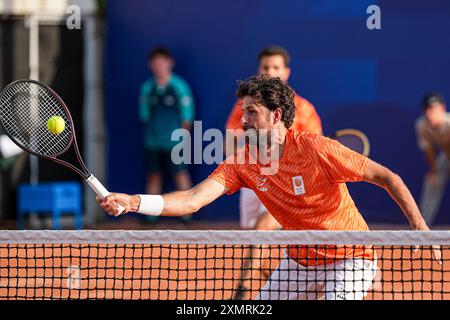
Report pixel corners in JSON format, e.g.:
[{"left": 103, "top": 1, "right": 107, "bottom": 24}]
[
  {"left": 275, "top": 126, "right": 288, "bottom": 159},
  {"left": 259, "top": 126, "right": 287, "bottom": 162},
  {"left": 277, "top": 126, "right": 288, "bottom": 144}
]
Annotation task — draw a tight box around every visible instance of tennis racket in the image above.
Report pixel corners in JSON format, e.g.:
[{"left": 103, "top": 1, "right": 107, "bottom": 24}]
[
  {"left": 330, "top": 128, "right": 370, "bottom": 157},
  {"left": 0, "top": 79, "right": 124, "bottom": 216}
]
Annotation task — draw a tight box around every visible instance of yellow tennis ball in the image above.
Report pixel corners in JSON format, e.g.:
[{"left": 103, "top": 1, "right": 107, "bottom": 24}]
[{"left": 47, "top": 116, "right": 65, "bottom": 134}]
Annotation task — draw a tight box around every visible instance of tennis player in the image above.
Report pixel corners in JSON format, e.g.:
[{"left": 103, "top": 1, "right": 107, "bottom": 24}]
[
  {"left": 98, "top": 75, "right": 441, "bottom": 300},
  {"left": 225, "top": 46, "right": 324, "bottom": 298},
  {"left": 226, "top": 46, "right": 322, "bottom": 231}
]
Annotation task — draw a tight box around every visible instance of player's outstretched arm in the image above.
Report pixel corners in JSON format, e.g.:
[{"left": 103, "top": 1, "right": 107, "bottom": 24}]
[
  {"left": 362, "top": 159, "right": 442, "bottom": 263},
  {"left": 363, "top": 159, "right": 427, "bottom": 230},
  {"left": 97, "top": 178, "right": 227, "bottom": 217}
]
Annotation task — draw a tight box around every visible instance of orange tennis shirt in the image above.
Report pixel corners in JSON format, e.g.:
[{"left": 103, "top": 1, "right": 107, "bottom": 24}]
[
  {"left": 209, "top": 129, "right": 374, "bottom": 266},
  {"left": 225, "top": 95, "right": 323, "bottom": 135}
]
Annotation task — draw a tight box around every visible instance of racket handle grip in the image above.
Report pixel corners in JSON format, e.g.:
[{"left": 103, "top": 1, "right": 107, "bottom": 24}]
[{"left": 86, "top": 174, "right": 125, "bottom": 216}]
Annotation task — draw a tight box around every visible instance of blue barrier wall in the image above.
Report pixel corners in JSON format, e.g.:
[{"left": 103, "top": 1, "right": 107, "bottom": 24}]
[{"left": 105, "top": 0, "right": 450, "bottom": 224}]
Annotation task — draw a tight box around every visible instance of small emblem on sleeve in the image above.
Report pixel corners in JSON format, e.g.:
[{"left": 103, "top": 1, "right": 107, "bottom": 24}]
[{"left": 256, "top": 176, "right": 269, "bottom": 192}]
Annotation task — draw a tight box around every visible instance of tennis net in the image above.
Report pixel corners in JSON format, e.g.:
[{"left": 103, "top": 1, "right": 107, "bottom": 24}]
[{"left": 0, "top": 230, "right": 449, "bottom": 300}]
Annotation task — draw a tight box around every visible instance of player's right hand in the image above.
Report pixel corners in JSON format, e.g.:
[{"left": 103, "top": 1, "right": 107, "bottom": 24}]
[{"left": 96, "top": 193, "right": 140, "bottom": 217}]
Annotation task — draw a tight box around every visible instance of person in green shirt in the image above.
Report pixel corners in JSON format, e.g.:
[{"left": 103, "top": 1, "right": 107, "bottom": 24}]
[{"left": 139, "top": 47, "right": 195, "bottom": 215}]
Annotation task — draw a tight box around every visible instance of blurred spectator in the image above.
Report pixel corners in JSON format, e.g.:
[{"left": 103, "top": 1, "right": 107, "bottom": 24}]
[
  {"left": 415, "top": 92, "right": 450, "bottom": 226},
  {"left": 139, "top": 47, "right": 195, "bottom": 220}
]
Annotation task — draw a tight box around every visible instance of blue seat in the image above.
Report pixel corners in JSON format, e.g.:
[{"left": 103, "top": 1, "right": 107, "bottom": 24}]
[{"left": 17, "top": 182, "right": 83, "bottom": 229}]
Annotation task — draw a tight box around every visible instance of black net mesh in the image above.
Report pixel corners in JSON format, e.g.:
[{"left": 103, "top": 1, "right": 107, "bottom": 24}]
[{"left": 0, "top": 231, "right": 449, "bottom": 300}]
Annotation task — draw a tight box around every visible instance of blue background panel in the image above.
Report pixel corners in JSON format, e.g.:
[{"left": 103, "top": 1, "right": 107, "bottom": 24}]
[{"left": 105, "top": 0, "right": 450, "bottom": 224}]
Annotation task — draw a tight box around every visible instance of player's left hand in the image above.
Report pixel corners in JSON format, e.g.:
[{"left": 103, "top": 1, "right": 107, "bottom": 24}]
[
  {"left": 413, "top": 244, "right": 442, "bottom": 265},
  {"left": 431, "top": 245, "right": 443, "bottom": 265}
]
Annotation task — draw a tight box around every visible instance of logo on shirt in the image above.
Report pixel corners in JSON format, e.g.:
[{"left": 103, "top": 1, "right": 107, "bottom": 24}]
[
  {"left": 256, "top": 176, "right": 269, "bottom": 192},
  {"left": 163, "top": 95, "right": 176, "bottom": 106},
  {"left": 292, "top": 176, "right": 305, "bottom": 195}
]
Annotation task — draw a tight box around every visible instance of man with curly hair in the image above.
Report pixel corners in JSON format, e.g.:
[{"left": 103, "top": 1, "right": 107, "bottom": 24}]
[
  {"left": 226, "top": 46, "right": 322, "bottom": 231},
  {"left": 98, "top": 75, "right": 440, "bottom": 300},
  {"left": 224, "top": 46, "right": 323, "bottom": 299}
]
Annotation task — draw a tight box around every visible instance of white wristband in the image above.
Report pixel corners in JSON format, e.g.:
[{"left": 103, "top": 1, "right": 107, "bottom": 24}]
[{"left": 137, "top": 195, "right": 164, "bottom": 216}]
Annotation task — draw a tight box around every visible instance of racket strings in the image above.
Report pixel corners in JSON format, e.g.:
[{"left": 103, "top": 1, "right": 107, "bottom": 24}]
[
  {"left": 5, "top": 89, "right": 54, "bottom": 153},
  {"left": 34, "top": 88, "right": 71, "bottom": 154},
  {"left": 14, "top": 83, "right": 68, "bottom": 149},
  {"left": 0, "top": 81, "right": 73, "bottom": 157}
]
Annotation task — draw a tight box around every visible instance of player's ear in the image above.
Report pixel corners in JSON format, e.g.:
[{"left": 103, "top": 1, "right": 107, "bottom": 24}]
[{"left": 273, "top": 108, "right": 283, "bottom": 124}]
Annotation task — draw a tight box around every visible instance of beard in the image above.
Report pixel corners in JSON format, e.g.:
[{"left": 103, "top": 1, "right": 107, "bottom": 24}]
[{"left": 243, "top": 125, "right": 273, "bottom": 149}]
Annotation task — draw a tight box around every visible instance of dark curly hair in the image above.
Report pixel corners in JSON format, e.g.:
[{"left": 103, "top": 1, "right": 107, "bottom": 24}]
[{"left": 236, "top": 75, "right": 296, "bottom": 128}]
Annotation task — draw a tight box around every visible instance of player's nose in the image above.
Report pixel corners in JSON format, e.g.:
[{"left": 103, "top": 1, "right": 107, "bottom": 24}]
[{"left": 241, "top": 116, "right": 247, "bottom": 127}]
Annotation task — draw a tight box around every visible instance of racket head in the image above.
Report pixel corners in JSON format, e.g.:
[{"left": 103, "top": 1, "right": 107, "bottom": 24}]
[
  {"left": 0, "top": 79, "right": 75, "bottom": 159},
  {"left": 331, "top": 128, "right": 370, "bottom": 157}
]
